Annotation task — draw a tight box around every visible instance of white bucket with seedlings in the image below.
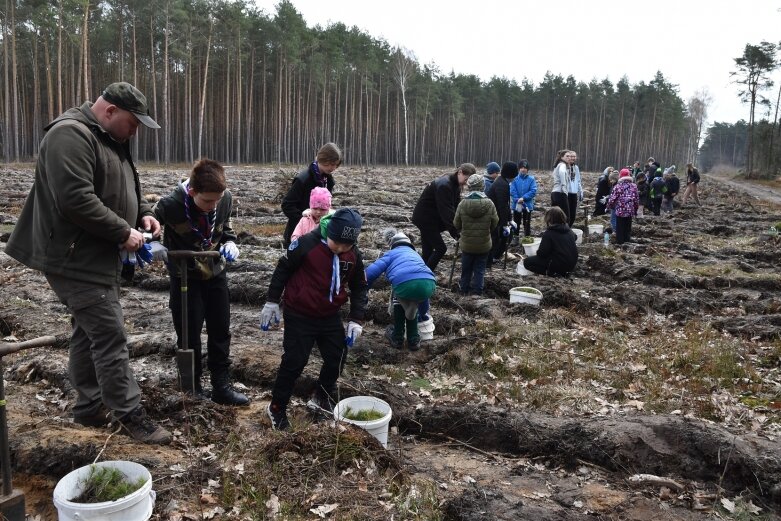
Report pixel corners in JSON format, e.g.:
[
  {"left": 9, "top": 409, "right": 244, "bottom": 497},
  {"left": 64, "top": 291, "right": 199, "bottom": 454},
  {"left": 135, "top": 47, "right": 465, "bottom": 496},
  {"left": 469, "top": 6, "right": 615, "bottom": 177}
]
[
  {"left": 516, "top": 261, "right": 533, "bottom": 276},
  {"left": 334, "top": 396, "right": 393, "bottom": 448},
  {"left": 509, "top": 286, "right": 543, "bottom": 306},
  {"left": 53, "top": 461, "right": 154, "bottom": 521},
  {"left": 522, "top": 238, "right": 542, "bottom": 256},
  {"left": 573, "top": 228, "right": 583, "bottom": 244},
  {"left": 588, "top": 224, "right": 604, "bottom": 235},
  {"left": 418, "top": 317, "right": 435, "bottom": 341}
]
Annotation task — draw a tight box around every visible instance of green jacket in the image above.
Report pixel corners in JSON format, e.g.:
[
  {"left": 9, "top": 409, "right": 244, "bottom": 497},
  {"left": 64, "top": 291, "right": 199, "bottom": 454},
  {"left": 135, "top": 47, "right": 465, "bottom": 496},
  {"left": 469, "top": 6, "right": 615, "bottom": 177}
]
[
  {"left": 6, "top": 102, "right": 153, "bottom": 286},
  {"left": 453, "top": 193, "right": 499, "bottom": 254}
]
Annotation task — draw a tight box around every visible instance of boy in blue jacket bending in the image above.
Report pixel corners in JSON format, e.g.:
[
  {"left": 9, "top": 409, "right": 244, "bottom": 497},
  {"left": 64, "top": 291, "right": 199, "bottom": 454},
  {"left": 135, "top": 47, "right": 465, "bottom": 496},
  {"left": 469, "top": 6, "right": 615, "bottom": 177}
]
[{"left": 366, "top": 228, "right": 436, "bottom": 351}]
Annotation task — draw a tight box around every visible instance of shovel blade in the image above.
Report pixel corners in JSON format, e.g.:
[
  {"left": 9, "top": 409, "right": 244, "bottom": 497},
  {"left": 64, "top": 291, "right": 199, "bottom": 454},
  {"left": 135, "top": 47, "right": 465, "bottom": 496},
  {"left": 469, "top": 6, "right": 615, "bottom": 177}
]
[{"left": 176, "top": 349, "right": 195, "bottom": 393}]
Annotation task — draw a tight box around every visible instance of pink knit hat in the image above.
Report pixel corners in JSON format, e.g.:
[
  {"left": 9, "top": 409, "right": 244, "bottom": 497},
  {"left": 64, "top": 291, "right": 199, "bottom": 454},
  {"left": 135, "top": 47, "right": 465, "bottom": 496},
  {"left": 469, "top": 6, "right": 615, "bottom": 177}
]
[
  {"left": 309, "top": 187, "right": 332, "bottom": 210},
  {"left": 619, "top": 168, "right": 631, "bottom": 178}
]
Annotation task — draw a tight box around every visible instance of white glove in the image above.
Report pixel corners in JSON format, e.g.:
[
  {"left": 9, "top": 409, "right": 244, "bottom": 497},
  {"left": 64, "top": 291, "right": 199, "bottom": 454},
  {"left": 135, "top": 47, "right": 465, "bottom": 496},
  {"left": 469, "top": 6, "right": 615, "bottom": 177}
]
[
  {"left": 515, "top": 201, "right": 524, "bottom": 212},
  {"left": 599, "top": 195, "right": 608, "bottom": 205},
  {"left": 119, "top": 249, "right": 137, "bottom": 266},
  {"left": 220, "top": 241, "right": 239, "bottom": 262},
  {"left": 260, "top": 302, "right": 281, "bottom": 331},
  {"left": 509, "top": 221, "right": 518, "bottom": 231},
  {"left": 149, "top": 241, "right": 168, "bottom": 263},
  {"left": 345, "top": 321, "right": 363, "bottom": 347}
]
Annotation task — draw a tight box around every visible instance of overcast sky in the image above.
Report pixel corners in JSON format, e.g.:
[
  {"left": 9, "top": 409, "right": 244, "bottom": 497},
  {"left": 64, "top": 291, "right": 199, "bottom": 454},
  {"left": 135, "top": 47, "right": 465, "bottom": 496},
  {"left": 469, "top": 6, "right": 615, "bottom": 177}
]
[{"left": 252, "top": 0, "right": 781, "bottom": 126}]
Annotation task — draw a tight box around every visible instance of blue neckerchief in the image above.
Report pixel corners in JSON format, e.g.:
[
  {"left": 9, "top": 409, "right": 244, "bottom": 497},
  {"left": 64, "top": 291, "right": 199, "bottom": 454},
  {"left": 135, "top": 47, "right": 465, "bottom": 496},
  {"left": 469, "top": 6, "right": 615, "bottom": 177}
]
[
  {"left": 321, "top": 239, "right": 340, "bottom": 302},
  {"left": 312, "top": 162, "right": 326, "bottom": 187},
  {"left": 182, "top": 181, "right": 215, "bottom": 249}
]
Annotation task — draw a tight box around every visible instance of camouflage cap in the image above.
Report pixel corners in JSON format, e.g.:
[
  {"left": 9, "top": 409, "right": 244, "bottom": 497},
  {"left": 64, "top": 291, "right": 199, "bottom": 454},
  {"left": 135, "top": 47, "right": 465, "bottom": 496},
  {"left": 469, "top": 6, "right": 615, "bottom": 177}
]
[{"left": 101, "top": 82, "right": 160, "bottom": 129}]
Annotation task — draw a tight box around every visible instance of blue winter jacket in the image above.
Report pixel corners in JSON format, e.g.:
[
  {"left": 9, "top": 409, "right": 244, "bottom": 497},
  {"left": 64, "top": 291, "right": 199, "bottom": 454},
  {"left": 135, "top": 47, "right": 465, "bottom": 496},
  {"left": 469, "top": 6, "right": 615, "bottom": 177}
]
[
  {"left": 366, "top": 244, "right": 436, "bottom": 289},
  {"left": 510, "top": 173, "right": 538, "bottom": 212}
]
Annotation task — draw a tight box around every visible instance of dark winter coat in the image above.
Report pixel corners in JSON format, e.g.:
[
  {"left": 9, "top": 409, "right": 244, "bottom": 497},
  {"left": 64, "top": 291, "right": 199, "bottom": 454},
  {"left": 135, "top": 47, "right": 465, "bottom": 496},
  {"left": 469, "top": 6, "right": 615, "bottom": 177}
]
[
  {"left": 636, "top": 176, "right": 650, "bottom": 206},
  {"left": 412, "top": 173, "right": 462, "bottom": 236},
  {"left": 665, "top": 175, "right": 680, "bottom": 199},
  {"left": 453, "top": 193, "right": 499, "bottom": 254},
  {"left": 267, "top": 227, "right": 368, "bottom": 321},
  {"left": 281, "top": 164, "right": 335, "bottom": 243},
  {"left": 686, "top": 167, "right": 700, "bottom": 185},
  {"left": 154, "top": 181, "right": 238, "bottom": 280},
  {"left": 650, "top": 176, "right": 667, "bottom": 199},
  {"left": 6, "top": 102, "right": 153, "bottom": 286},
  {"left": 486, "top": 175, "right": 512, "bottom": 227},
  {"left": 536, "top": 224, "right": 578, "bottom": 274}
]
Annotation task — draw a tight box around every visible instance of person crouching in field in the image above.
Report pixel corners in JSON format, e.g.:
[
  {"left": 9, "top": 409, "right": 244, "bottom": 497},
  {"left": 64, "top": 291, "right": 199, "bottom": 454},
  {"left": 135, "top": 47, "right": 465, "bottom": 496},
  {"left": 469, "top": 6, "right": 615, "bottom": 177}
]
[
  {"left": 154, "top": 158, "right": 250, "bottom": 406},
  {"left": 454, "top": 173, "right": 499, "bottom": 295},
  {"left": 522, "top": 207, "right": 578, "bottom": 277},
  {"left": 260, "top": 208, "right": 367, "bottom": 431},
  {"left": 366, "top": 229, "right": 436, "bottom": 351},
  {"left": 606, "top": 168, "right": 640, "bottom": 244},
  {"left": 291, "top": 187, "right": 334, "bottom": 242}
]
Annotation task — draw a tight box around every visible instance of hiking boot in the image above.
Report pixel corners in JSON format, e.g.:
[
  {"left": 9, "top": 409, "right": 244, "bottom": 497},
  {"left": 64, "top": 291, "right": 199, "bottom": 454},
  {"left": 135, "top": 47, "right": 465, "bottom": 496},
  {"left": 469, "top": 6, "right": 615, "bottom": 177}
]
[
  {"left": 408, "top": 338, "right": 421, "bottom": 351},
  {"left": 306, "top": 387, "right": 337, "bottom": 417},
  {"left": 510, "top": 236, "right": 519, "bottom": 247},
  {"left": 211, "top": 370, "right": 250, "bottom": 407},
  {"left": 267, "top": 402, "right": 290, "bottom": 431},
  {"left": 73, "top": 406, "right": 111, "bottom": 427},
  {"left": 384, "top": 326, "right": 403, "bottom": 349},
  {"left": 117, "top": 407, "right": 172, "bottom": 445}
]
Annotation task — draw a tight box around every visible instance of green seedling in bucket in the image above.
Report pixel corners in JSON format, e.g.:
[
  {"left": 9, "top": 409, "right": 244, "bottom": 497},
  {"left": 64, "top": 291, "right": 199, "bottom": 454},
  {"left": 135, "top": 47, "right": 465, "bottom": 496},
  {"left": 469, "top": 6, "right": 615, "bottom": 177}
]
[
  {"left": 342, "top": 406, "right": 385, "bottom": 421},
  {"left": 520, "top": 237, "right": 535, "bottom": 245},
  {"left": 72, "top": 465, "right": 148, "bottom": 503}
]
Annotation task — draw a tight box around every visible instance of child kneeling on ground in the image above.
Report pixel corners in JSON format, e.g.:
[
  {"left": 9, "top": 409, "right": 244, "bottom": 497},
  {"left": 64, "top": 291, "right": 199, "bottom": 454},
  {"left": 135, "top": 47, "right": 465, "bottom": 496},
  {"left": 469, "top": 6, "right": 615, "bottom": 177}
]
[
  {"left": 366, "top": 228, "right": 436, "bottom": 351},
  {"left": 260, "top": 208, "right": 368, "bottom": 431},
  {"left": 523, "top": 207, "right": 578, "bottom": 277}
]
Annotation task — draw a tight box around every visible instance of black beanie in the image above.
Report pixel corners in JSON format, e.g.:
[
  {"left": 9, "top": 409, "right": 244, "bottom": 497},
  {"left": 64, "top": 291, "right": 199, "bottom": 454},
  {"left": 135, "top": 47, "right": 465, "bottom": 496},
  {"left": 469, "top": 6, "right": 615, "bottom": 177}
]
[
  {"left": 500, "top": 161, "right": 519, "bottom": 179},
  {"left": 327, "top": 208, "right": 363, "bottom": 244}
]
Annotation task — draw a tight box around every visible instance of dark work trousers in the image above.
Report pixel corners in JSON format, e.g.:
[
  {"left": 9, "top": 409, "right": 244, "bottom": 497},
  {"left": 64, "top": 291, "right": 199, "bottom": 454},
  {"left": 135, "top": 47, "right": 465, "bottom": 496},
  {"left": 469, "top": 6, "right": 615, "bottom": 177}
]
[
  {"left": 417, "top": 224, "right": 447, "bottom": 271},
  {"left": 271, "top": 310, "right": 347, "bottom": 408},
  {"left": 523, "top": 255, "right": 569, "bottom": 277},
  {"left": 169, "top": 272, "right": 232, "bottom": 380},
  {"left": 651, "top": 197, "right": 662, "bottom": 216},
  {"left": 615, "top": 216, "right": 633, "bottom": 244},
  {"left": 513, "top": 209, "right": 532, "bottom": 237},
  {"left": 487, "top": 227, "right": 508, "bottom": 268},
  {"left": 45, "top": 273, "right": 141, "bottom": 419},
  {"left": 567, "top": 193, "right": 579, "bottom": 227},
  {"left": 551, "top": 192, "right": 570, "bottom": 223},
  {"left": 282, "top": 217, "right": 297, "bottom": 249}
]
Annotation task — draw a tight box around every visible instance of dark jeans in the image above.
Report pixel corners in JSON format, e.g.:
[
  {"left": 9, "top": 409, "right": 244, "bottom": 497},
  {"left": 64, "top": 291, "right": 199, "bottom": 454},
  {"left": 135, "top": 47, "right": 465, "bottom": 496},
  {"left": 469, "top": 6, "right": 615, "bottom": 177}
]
[
  {"left": 418, "top": 225, "right": 448, "bottom": 270},
  {"left": 45, "top": 273, "right": 141, "bottom": 419},
  {"left": 551, "top": 192, "right": 569, "bottom": 223},
  {"left": 282, "top": 217, "right": 297, "bottom": 248},
  {"left": 567, "top": 193, "right": 579, "bottom": 227},
  {"left": 460, "top": 252, "right": 488, "bottom": 295},
  {"left": 271, "top": 310, "right": 346, "bottom": 408},
  {"left": 523, "top": 255, "right": 569, "bottom": 277},
  {"left": 513, "top": 209, "right": 531, "bottom": 237},
  {"left": 169, "top": 272, "right": 232, "bottom": 379},
  {"left": 615, "top": 216, "right": 632, "bottom": 244}
]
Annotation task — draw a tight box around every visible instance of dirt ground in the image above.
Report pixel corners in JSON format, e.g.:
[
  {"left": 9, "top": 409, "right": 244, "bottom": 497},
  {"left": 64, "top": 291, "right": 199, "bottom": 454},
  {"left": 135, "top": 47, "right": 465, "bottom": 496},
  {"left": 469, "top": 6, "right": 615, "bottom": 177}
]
[{"left": 1, "top": 164, "right": 780, "bottom": 520}]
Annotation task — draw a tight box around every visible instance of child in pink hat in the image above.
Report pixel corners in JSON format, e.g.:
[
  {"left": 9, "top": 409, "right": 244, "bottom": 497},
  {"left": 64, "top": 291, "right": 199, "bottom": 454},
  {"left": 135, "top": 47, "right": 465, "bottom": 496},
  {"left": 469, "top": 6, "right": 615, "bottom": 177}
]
[{"left": 290, "top": 187, "right": 334, "bottom": 242}]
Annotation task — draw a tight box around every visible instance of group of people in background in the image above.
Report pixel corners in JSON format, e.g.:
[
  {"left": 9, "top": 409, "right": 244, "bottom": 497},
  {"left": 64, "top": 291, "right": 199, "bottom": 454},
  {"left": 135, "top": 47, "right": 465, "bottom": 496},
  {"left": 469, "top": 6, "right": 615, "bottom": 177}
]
[{"left": 6, "top": 79, "right": 706, "bottom": 440}]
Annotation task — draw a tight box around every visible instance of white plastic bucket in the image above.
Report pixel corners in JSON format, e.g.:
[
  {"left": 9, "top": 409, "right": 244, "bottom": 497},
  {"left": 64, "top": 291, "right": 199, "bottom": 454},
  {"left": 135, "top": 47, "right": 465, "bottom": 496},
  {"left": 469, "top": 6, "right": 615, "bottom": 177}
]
[
  {"left": 53, "top": 461, "right": 155, "bottom": 521},
  {"left": 509, "top": 286, "right": 543, "bottom": 306},
  {"left": 418, "top": 317, "right": 435, "bottom": 341},
  {"left": 522, "top": 238, "right": 541, "bottom": 256},
  {"left": 573, "top": 228, "right": 583, "bottom": 244},
  {"left": 334, "top": 396, "right": 393, "bottom": 448},
  {"left": 588, "top": 224, "right": 604, "bottom": 235},
  {"left": 516, "top": 261, "right": 533, "bottom": 276}
]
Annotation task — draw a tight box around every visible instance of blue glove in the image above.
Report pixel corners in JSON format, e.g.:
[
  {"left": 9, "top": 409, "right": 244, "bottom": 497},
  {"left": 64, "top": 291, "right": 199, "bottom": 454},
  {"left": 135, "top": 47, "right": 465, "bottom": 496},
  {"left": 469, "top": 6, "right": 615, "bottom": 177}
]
[
  {"left": 345, "top": 321, "right": 362, "bottom": 347},
  {"left": 509, "top": 221, "right": 518, "bottom": 232},
  {"left": 135, "top": 243, "right": 153, "bottom": 268},
  {"left": 220, "top": 241, "right": 239, "bottom": 262},
  {"left": 260, "top": 302, "right": 281, "bottom": 331},
  {"left": 502, "top": 226, "right": 511, "bottom": 237}
]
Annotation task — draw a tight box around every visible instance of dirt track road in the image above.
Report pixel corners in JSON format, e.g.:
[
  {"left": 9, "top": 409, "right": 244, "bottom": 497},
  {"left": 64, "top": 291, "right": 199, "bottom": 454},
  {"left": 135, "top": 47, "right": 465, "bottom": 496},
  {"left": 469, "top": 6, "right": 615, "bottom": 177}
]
[{"left": 706, "top": 171, "right": 781, "bottom": 207}]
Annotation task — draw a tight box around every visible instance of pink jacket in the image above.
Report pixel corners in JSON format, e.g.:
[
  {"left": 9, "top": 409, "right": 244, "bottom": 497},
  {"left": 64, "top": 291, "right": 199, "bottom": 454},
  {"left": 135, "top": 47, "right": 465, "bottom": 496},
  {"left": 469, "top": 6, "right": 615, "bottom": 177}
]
[{"left": 291, "top": 209, "right": 334, "bottom": 242}]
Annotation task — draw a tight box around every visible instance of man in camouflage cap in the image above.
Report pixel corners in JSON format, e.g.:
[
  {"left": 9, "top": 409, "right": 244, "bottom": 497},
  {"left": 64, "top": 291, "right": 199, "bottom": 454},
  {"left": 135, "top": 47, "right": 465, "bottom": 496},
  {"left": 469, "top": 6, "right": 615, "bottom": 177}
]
[{"left": 6, "top": 82, "right": 171, "bottom": 444}]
